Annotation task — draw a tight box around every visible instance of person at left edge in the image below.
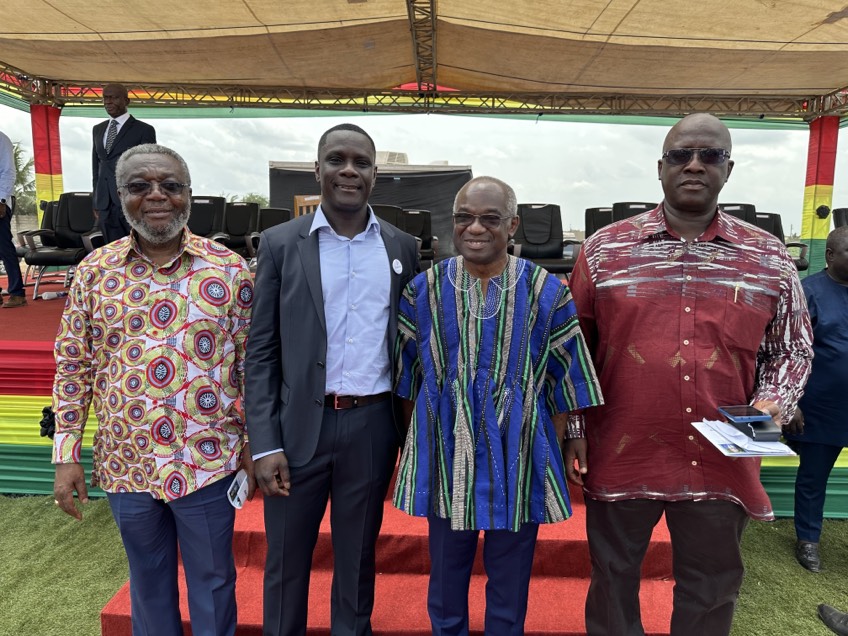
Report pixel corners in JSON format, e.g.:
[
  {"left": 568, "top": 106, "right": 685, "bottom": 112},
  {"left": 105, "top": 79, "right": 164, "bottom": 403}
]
[
  {"left": 0, "top": 129, "right": 27, "bottom": 308},
  {"left": 92, "top": 83, "right": 157, "bottom": 243},
  {"left": 52, "top": 143, "right": 255, "bottom": 636},
  {"left": 245, "top": 123, "right": 419, "bottom": 636}
]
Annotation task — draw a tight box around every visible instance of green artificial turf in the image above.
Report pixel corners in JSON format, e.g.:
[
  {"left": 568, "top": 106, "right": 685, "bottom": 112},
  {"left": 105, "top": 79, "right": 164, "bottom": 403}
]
[
  {"left": 0, "top": 495, "right": 127, "bottom": 636},
  {"left": 2, "top": 494, "right": 848, "bottom": 635},
  {"left": 733, "top": 517, "right": 848, "bottom": 635}
]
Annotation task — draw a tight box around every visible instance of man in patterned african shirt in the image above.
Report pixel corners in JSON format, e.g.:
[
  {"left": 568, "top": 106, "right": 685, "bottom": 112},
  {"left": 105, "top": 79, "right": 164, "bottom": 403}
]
[
  {"left": 565, "top": 114, "right": 813, "bottom": 636},
  {"left": 51, "top": 143, "right": 254, "bottom": 636},
  {"left": 393, "top": 176, "right": 603, "bottom": 635}
]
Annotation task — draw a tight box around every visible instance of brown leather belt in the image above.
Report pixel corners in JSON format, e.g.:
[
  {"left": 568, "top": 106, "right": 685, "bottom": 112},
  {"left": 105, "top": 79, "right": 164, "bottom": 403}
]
[{"left": 324, "top": 392, "right": 391, "bottom": 410}]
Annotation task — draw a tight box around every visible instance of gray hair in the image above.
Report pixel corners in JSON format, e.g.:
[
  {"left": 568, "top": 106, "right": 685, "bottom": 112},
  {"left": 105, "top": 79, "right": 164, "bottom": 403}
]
[
  {"left": 115, "top": 143, "right": 192, "bottom": 187},
  {"left": 453, "top": 176, "right": 518, "bottom": 217}
]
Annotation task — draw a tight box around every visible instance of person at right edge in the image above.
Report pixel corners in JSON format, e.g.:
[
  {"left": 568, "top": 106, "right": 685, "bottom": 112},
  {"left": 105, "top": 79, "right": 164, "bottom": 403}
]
[
  {"left": 784, "top": 226, "right": 848, "bottom": 574},
  {"left": 564, "top": 113, "right": 814, "bottom": 636}
]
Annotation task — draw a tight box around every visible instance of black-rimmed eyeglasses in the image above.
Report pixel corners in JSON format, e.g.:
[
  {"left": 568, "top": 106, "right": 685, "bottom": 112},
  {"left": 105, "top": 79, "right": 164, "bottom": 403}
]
[
  {"left": 662, "top": 147, "right": 731, "bottom": 166},
  {"left": 120, "top": 181, "right": 190, "bottom": 196},
  {"left": 453, "top": 213, "right": 513, "bottom": 229}
]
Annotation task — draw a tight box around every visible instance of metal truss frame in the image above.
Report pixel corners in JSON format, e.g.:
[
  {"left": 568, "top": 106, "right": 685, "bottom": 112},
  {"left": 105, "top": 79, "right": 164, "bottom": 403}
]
[
  {"left": 2, "top": 61, "right": 847, "bottom": 118},
  {"left": 406, "top": 0, "right": 437, "bottom": 92}
]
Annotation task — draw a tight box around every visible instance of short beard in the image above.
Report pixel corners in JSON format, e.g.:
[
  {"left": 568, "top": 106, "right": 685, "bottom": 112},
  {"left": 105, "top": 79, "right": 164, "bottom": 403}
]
[{"left": 123, "top": 202, "right": 191, "bottom": 245}]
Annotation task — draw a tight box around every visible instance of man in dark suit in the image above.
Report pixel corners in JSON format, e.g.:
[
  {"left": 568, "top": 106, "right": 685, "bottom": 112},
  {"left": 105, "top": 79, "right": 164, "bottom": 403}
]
[
  {"left": 92, "top": 83, "right": 156, "bottom": 243},
  {"left": 245, "top": 123, "right": 418, "bottom": 636}
]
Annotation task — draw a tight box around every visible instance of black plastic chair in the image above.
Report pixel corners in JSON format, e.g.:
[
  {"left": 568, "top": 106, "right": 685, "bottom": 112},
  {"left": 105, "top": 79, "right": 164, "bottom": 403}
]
[
  {"left": 719, "top": 203, "right": 758, "bottom": 225},
  {"left": 188, "top": 196, "right": 226, "bottom": 238},
  {"left": 585, "top": 207, "right": 613, "bottom": 238},
  {"left": 211, "top": 201, "right": 259, "bottom": 256},
  {"left": 612, "top": 202, "right": 656, "bottom": 222},
  {"left": 510, "top": 203, "right": 574, "bottom": 275},
  {"left": 754, "top": 213, "right": 785, "bottom": 243},
  {"left": 23, "top": 192, "right": 100, "bottom": 299},
  {"left": 16, "top": 201, "right": 59, "bottom": 284},
  {"left": 246, "top": 208, "right": 292, "bottom": 258},
  {"left": 372, "top": 204, "right": 404, "bottom": 229},
  {"left": 402, "top": 209, "right": 438, "bottom": 268}
]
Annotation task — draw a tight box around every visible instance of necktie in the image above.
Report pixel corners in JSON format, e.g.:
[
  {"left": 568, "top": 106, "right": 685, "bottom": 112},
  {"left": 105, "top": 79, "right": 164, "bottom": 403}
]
[{"left": 105, "top": 119, "right": 118, "bottom": 153}]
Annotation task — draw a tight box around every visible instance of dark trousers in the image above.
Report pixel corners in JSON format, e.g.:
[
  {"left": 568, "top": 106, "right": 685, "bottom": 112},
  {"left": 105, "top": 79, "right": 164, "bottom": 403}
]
[
  {"left": 98, "top": 200, "right": 131, "bottom": 243},
  {"left": 427, "top": 515, "right": 538, "bottom": 636},
  {"left": 794, "top": 441, "right": 843, "bottom": 543},
  {"left": 106, "top": 476, "right": 237, "bottom": 636},
  {"left": 262, "top": 400, "right": 399, "bottom": 636},
  {"left": 0, "top": 204, "right": 24, "bottom": 297},
  {"left": 585, "top": 497, "right": 749, "bottom": 636}
]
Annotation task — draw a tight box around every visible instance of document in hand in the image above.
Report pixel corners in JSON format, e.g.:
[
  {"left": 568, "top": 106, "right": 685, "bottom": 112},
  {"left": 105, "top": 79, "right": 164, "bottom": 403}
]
[{"left": 691, "top": 420, "right": 796, "bottom": 457}]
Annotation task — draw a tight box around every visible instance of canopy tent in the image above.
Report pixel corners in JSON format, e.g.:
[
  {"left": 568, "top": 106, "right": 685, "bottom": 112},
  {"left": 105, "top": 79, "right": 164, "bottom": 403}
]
[
  {"left": 1, "top": 0, "right": 847, "bottom": 117},
  {"left": 0, "top": 0, "right": 844, "bottom": 270}
]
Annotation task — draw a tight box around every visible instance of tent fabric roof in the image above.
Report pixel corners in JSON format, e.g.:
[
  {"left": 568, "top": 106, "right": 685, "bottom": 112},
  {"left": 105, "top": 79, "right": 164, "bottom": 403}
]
[{"left": 1, "top": 1, "right": 848, "bottom": 115}]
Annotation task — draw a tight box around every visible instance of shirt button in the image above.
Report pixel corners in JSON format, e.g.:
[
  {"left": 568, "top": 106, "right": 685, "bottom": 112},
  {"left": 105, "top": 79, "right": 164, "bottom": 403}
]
[
  {"left": 347, "top": 338, "right": 354, "bottom": 344},
  {"left": 344, "top": 371, "right": 350, "bottom": 377},
  {"left": 684, "top": 307, "right": 691, "bottom": 313},
  {"left": 683, "top": 339, "right": 690, "bottom": 345},
  {"left": 685, "top": 407, "right": 692, "bottom": 413},
  {"left": 684, "top": 375, "right": 690, "bottom": 381},
  {"left": 686, "top": 275, "right": 692, "bottom": 281},
  {"left": 351, "top": 271, "right": 357, "bottom": 277},
  {"left": 692, "top": 460, "right": 698, "bottom": 466},
  {"left": 688, "top": 435, "right": 695, "bottom": 441},
  {"left": 350, "top": 304, "right": 356, "bottom": 310}
]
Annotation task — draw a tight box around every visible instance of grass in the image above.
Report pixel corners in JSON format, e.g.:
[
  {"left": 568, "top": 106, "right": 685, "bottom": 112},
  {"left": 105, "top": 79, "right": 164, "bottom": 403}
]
[
  {"left": 2, "top": 494, "right": 848, "bottom": 635},
  {"left": 0, "top": 496, "right": 127, "bottom": 636}
]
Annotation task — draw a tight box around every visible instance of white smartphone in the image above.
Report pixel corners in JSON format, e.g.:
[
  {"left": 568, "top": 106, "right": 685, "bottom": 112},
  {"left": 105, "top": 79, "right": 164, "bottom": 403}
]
[{"left": 226, "top": 469, "right": 249, "bottom": 509}]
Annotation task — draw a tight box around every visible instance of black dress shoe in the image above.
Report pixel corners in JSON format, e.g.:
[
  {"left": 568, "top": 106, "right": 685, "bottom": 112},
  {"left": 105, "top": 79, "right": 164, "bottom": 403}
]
[
  {"left": 818, "top": 604, "right": 848, "bottom": 635},
  {"left": 796, "top": 540, "right": 822, "bottom": 572}
]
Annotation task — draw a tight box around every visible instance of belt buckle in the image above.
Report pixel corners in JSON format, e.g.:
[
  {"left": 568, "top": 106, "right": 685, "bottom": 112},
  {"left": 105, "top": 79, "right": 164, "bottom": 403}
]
[{"left": 334, "top": 394, "right": 343, "bottom": 410}]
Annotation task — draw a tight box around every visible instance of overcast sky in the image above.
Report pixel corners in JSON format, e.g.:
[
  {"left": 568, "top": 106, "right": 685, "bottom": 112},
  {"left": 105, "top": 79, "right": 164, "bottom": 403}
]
[{"left": 2, "top": 103, "right": 847, "bottom": 236}]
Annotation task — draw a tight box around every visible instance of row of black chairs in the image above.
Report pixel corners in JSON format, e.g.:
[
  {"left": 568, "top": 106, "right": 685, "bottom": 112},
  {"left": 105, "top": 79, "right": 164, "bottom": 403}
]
[
  {"left": 371, "top": 205, "right": 438, "bottom": 267},
  {"left": 585, "top": 202, "right": 809, "bottom": 270},
  {"left": 15, "top": 193, "right": 293, "bottom": 297},
  {"left": 185, "top": 197, "right": 292, "bottom": 257}
]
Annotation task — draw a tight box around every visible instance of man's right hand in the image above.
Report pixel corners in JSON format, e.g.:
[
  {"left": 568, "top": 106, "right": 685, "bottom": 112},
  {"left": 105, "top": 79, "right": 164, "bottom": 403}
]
[
  {"left": 54, "top": 463, "right": 89, "bottom": 520},
  {"left": 255, "top": 452, "right": 291, "bottom": 497}
]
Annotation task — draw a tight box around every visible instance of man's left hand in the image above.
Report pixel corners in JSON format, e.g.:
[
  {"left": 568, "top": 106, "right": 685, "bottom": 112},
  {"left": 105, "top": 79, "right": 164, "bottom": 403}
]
[{"left": 563, "top": 439, "right": 588, "bottom": 486}]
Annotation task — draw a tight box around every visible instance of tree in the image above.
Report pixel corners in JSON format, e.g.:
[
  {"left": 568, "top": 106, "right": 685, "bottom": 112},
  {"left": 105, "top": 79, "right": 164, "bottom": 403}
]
[
  {"left": 12, "top": 142, "right": 36, "bottom": 215},
  {"left": 220, "top": 191, "right": 270, "bottom": 208}
]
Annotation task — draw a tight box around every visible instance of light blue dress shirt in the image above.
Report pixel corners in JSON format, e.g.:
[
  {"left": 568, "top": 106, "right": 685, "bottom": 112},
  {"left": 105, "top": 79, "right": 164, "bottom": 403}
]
[
  {"left": 311, "top": 206, "right": 392, "bottom": 395},
  {"left": 252, "top": 206, "right": 393, "bottom": 460}
]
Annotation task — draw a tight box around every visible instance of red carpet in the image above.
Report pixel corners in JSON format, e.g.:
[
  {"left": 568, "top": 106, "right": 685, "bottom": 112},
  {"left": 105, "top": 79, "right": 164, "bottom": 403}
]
[{"left": 101, "top": 489, "right": 675, "bottom": 635}]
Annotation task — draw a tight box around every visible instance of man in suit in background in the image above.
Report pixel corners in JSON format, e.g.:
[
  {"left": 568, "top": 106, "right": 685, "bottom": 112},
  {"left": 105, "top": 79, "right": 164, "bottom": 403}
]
[
  {"left": 245, "top": 123, "right": 418, "bottom": 636},
  {"left": 92, "top": 83, "right": 156, "bottom": 243}
]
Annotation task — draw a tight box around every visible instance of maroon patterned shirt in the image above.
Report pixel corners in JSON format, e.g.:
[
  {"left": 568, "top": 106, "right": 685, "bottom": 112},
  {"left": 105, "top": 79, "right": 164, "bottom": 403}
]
[{"left": 569, "top": 205, "right": 812, "bottom": 520}]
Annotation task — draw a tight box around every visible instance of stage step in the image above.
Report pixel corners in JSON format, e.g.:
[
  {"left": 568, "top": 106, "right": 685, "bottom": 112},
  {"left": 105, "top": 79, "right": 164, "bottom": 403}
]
[
  {"left": 102, "top": 495, "right": 674, "bottom": 635},
  {"left": 233, "top": 495, "right": 673, "bottom": 578},
  {"left": 102, "top": 566, "right": 674, "bottom": 636}
]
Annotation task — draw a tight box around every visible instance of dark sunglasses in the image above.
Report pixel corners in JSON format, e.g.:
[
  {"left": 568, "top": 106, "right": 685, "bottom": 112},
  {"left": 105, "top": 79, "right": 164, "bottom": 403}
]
[
  {"left": 453, "top": 213, "right": 513, "bottom": 229},
  {"left": 120, "top": 181, "right": 190, "bottom": 196},
  {"left": 662, "top": 147, "right": 731, "bottom": 166}
]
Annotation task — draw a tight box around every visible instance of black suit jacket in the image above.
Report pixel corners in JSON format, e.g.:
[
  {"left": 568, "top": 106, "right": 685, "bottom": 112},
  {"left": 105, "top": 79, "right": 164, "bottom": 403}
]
[
  {"left": 245, "top": 212, "right": 419, "bottom": 467},
  {"left": 92, "top": 115, "right": 157, "bottom": 212}
]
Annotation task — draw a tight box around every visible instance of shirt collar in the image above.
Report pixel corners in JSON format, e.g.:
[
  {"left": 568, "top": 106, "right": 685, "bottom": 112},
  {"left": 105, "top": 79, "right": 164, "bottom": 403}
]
[
  {"left": 309, "top": 205, "right": 382, "bottom": 237},
  {"left": 113, "top": 228, "right": 201, "bottom": 264},
  {"left": 632, "top": 203, "right": 741, "bottom": 244},
  {"left": 111, "top": 112, "right": 131, "bottom": 126}
]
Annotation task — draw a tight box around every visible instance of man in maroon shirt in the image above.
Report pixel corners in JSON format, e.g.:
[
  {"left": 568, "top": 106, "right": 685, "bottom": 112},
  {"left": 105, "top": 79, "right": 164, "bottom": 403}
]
[{"left": 565, "top": 113, "right": 813, "bottom": 636}]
